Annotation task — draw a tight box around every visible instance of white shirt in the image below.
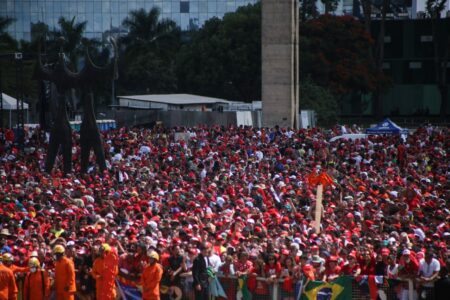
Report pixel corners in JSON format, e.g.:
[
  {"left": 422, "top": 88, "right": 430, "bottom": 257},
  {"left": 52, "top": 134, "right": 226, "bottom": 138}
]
[
  {"left": 208, "top": 254, "right": 222, "bottom": 272},
  {"left": 419, "top": 258, "right": 440, "bottom": 287}
]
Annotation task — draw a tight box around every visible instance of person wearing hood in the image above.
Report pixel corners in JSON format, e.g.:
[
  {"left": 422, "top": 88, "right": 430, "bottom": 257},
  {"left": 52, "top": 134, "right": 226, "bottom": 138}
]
[
  {"left": 91, "top": 243, "right": 119, "bottom": 300},
  {"left": 53, "top": 245, "right": 76, "bottom": 300},
  {"left": 23, "top": 257, "right": 50, "bottom": 300},
  {"left": 0, "top": 254, "right": 17, "bottom": 300}
]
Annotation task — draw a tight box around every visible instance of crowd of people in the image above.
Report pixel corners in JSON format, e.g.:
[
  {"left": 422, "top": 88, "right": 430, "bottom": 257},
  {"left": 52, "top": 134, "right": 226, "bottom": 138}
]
[{"left": 0, "top": 123, "right": 449, "bottom": 300}]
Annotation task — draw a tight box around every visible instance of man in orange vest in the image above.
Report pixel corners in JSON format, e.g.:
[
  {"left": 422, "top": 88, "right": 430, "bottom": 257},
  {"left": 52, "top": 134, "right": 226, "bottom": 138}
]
[
  {"left": 53, "top": 245, "right": 76, "bottom": 300},
  {"left": 140, "top": 251, "right": 163, "bottom": 300},
  {"left": 2, "top": 252, "right": 28, "bottom": 299},
  {"left": 0, "top": 254, "right": 17, "bottom": 300},
  {"left": 91, "top": 243, "right": 119, "bottom": 300},
  {"left": 23, "top": 257, "right": 50, "bottom": 300}
]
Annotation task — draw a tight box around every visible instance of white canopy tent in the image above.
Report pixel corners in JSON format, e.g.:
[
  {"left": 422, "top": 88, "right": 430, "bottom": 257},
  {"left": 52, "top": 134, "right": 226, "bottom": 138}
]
[
  {"left": 1, "top": 93, "right": 29, "bottom": 110},
  {"left": 1, "top": 93, "right": 29, "bottom": 128}
]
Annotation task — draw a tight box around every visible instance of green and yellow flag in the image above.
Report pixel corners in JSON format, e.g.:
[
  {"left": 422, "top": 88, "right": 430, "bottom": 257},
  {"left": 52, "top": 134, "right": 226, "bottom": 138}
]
[{"left": 301, "top": 276, "right": 352, "bottom": 300}]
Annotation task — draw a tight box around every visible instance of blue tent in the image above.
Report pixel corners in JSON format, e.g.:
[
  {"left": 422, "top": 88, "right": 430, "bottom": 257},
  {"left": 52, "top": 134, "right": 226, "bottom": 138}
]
[{"left": 365, "top": 118, "right": 409, "bottom": 135}]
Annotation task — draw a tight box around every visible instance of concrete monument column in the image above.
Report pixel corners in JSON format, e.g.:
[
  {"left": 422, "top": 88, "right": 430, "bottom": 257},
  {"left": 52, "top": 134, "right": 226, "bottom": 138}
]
[{"left": 262, "top": 0, "right": 299, "bottom": 128}]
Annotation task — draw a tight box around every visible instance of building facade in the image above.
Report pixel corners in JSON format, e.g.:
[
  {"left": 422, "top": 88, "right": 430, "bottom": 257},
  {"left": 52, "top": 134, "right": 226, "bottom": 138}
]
[{"left": 1, "top": 0, "right": 258, "bottom": 41}]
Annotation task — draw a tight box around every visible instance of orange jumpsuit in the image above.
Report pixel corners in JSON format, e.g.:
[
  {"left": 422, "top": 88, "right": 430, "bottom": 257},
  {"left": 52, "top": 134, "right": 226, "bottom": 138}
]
[
  {"left": 92, "top": 251, "right": 119, "bottom": 300},
  {"left": 54, "top": 257, "right": 76, "bottom": 300},
  {"left": 140, "top": 263, "right": 163, "bottom": 300},
  {"left": 0, "top": 264, "right": 17, "bottom": 300},
  {"left": 23, "top": 270, "right": 50, "bottom": 300}
]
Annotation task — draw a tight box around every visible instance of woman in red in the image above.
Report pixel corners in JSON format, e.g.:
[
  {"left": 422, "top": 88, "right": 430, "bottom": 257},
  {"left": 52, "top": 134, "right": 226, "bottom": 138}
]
[
  {"left": 234, "top": 251, "right": 253, "bottom": 277},
  {"left": 280, "top": 257, "right": 299, "bottom": 300},
  {"left": 324, "top": 256, "right": 342, "bottom": 282},
  {"left": 248, "top": 258, "right": 269, "bottom": 297},
  {"left": 265, "top": 254, "right": 282, "bottom": 283},
  {"left": 341, "top": 253, "right": 361, "bottom": 276}
]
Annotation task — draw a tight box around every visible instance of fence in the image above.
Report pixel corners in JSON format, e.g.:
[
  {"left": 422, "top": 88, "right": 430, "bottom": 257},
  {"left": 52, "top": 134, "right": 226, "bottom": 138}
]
[{"left": 174, "top": 274, "right": 431, "bottom": 300}]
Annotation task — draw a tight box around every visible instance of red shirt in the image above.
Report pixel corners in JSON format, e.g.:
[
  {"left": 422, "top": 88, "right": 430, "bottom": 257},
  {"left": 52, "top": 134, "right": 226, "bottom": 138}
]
[{"left": 264, "top": 262, "right": 282, "bottom": 277}]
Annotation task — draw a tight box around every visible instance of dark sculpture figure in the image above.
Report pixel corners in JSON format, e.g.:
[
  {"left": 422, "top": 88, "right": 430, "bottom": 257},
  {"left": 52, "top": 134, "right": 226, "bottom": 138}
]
[
  {"left": 37, "top": 37, "right": 118, "bottom": 174},
  {"left": 78, "top": 39, "right": 118, "bottom": 173},
  {"left": 37, "top": 38, "right": 78, "bottom": 174}
]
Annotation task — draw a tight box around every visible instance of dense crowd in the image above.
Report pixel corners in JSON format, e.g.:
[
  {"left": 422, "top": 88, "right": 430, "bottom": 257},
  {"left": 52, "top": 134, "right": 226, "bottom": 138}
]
[{"left": 0, "top": 124, "right": 449, "bottom": 300}]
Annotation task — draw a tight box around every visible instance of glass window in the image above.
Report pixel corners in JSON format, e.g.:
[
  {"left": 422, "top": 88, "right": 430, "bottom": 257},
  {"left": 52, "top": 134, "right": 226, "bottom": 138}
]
[
  {"left": 77, "top": 2, "right": 85, "bottom": 13},
  {"left": 86, "top": 14, "right": 94, "bottom": 32},
  {"left": 94, "top": 2, "right": 102, "bottom": 13},
  {"left": 111, "top": 1, "right": 119, "bottom": 13},
  {"left": 137, "top": 1, "right": 146, "bottom": 11},
  {"left": 45, "top": 2, "right": 53, "bottom": 15},
  {"left": 154, "top": 2, "right": 163, "bottom": 11},
  {"left": 111, "top": 14, "right": 119, "bottom": 28},
  {"left": 199, "top": 1, "right": 208, "bottom": 13},
  {"left": 94, "top": 14, "right": 102, "bottom": 32},
  {"left": 102, "top": 1, "right": 110, "bottom": 13},
  {"left": 208, "top": 1, "right": 217, "bottom": 13},
  {"left": 0, "top": 2, "right": 6, "bottom": 13},
  {"left": 22, "top": 1, "right": 30, "bottom": 14},
  {"left": 128, "top": 1, "right": 137, "bottom": 11},
  {"left": 172, "top": 1, "right": 179, "bottom": 13},
  {"left": 30, "top": 13, "right": 39, "bottom": 23},
  {"left": 69, "top": 2, "right": 77, "bottom": 14},
  {"left": 162, "top": 1, "right": 171, "bottom": 13},
  {"left": 180, "top": 13, "right": 190, "bottom": 30},
  {"left": 217, "top": 1, "right": 227, "bottom": 13},
  {"left": 61, "top": 2, "right": 71, "bottom": 14},
  {"left": 227, "top": 1, "right": 236, "bottom": 12},
  {"left": 119, "top": 2, "right": 128, "bottom": 13},
  {"left": 171, "top": 12, "right": 181, "bottom": 25},
  {"left": 144, "top": 2, "right": 153, "bottom": 11},
  {"left": 86, "top": 2, "right": 95, "bottom": 13},
  {"left": 190, "top": 1, "right": 198, "bottom": 13},
  {"left": 180, "top": 1, "right": 190, "bottom": 13},
  {"left": 199, "top": 13, "right": 208, "bottom": 24}
]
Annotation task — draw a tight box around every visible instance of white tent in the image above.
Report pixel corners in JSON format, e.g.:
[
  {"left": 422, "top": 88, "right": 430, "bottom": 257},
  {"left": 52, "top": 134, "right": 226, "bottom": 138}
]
[
  {"left": 1, "top": 93, "right": 29, "bottom": 110},
  {"left": 1, "top": 93, "right": 29, "bottom": 128}
]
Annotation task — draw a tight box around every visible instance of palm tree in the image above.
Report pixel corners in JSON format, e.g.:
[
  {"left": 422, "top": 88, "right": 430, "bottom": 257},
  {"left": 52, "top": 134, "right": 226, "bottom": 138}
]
[
  {"left": 50, "top": 16, "right": 87, "bottom": 71},
  {"left": 121, "top": 7, "right": 179, "bottom": 55},
  {"left": 0, "top": 17, "right": 17, "bottom": 51},
  {"left": 120, "top": 7, "right": 181, "bottom": 94}
]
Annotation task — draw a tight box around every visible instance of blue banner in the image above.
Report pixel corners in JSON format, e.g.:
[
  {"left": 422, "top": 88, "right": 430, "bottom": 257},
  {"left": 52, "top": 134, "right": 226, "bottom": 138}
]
[{"left": 116, "top": 280, "right": 142, "bottom": 300}]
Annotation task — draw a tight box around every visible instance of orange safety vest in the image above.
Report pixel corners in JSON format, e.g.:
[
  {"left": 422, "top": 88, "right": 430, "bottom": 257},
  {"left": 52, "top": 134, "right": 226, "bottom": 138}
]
[
  {"left": 140, "top": 263, "right": 163, "bottom": 300},
  {"left": 92, "top": 251, "right": 119, "bottom": 300},
  {"left": 0, "top": 264, "right": 17, "bottom": 300},
  {"left": 23, "top": 270, "right": 50, "bottom": 300},
  {"left": 54, "top": 257, "right": 76, "bottom": 300}
]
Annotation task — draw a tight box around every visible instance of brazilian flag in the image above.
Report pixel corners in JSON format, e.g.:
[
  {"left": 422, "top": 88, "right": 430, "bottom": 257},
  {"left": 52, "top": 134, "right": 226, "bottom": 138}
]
[{"left": 301, "top": 276, "right": 352, "bottom": 300}]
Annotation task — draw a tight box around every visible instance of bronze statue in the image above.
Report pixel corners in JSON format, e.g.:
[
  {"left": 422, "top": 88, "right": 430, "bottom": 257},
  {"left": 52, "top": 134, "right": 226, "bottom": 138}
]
[{"left": 37, "top": 37, "right": 118, "bottom": 174}]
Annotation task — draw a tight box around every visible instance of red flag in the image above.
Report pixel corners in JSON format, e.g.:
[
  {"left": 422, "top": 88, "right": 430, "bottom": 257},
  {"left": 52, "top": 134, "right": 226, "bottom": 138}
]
[
  {"left": 368, "top": 275, "right": 378, "bottom": 300},
  {"left": 308, "top": 172, "right": 335, "bottom": 187}
]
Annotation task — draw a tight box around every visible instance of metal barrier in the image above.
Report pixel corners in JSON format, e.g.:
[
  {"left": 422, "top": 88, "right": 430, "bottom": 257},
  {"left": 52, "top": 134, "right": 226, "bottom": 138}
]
[{"left": 175, "top": 275, "right": 435, "bottom": 300}]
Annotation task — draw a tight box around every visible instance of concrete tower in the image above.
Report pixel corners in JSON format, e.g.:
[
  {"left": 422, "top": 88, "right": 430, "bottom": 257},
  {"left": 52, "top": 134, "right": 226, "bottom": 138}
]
[{"left": 262, "top": 0, "right": 299, "bottom": 128}]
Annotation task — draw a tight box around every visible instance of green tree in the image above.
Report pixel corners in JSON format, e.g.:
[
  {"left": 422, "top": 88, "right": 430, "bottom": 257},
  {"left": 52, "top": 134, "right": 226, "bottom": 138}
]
[
  {"left": 426, "top": 0, "right": 449, "bottom": 119},
  {"left": 300, "top": 77, "right": 338, "bottom": 125},
  {"left": 176, "top": 3, "right": 261, "bottom": 102},
  {"left": 0, "top": 17, "right": 17, "bottom": 51},
  {"left": 321, "top": 0, "right": 339, "bottom": 14},
  {"left": 360, "top": 0, "right": 393, "bottom": 118},
  {"left": 51, "top": 17, "right": 88, "bottom": 70},
  {"left": 120, "top": 7, "right": 180, "bottom": 94},
  {"left": 300, "top": 15, "right": 388, "bottom": 112},
  {"left": 299, "top": 0, "right": 319, "bottom": 22}
]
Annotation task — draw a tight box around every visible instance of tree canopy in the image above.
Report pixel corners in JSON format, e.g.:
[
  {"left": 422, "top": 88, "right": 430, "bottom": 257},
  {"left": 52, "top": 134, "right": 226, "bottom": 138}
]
[
  {"left": 176, "top": 3, "right": 261, "bottom": 102},
  {"left": 300, "top": 15, "right": 389, "bottom": 100}
]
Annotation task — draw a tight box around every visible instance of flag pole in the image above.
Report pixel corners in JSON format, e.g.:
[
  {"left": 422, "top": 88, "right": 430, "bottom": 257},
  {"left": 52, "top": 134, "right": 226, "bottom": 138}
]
[{"left": 314, "top": 184, "right": 323, "bottom": 234}]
